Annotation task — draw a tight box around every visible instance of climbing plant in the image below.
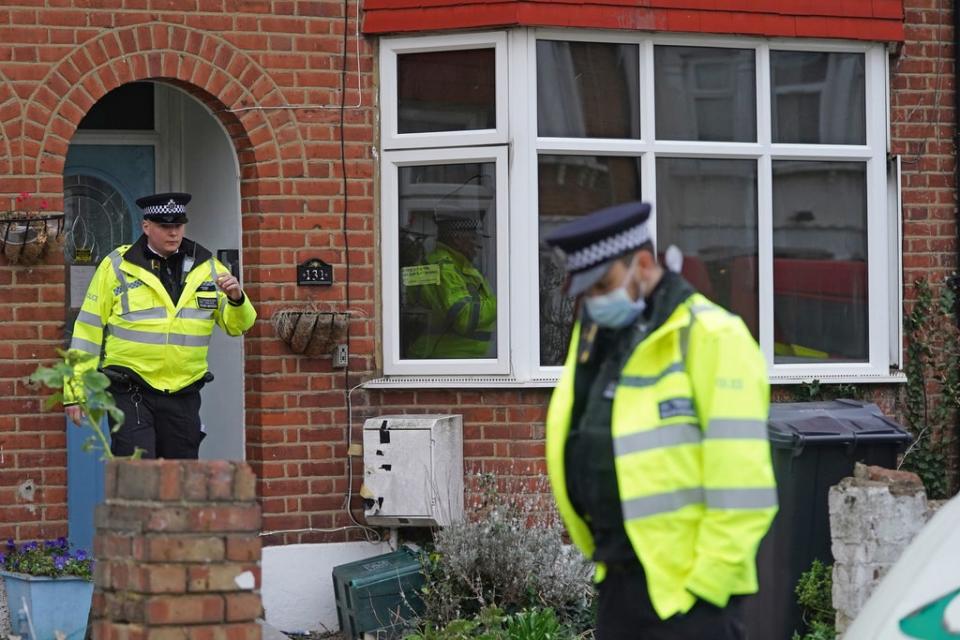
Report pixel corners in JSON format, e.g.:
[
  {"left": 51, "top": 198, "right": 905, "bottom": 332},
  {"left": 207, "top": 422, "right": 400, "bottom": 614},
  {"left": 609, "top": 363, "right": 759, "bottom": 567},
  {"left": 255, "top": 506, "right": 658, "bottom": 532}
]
[{"left": 898, "top": 277, "right": 959, "bottom": 499}]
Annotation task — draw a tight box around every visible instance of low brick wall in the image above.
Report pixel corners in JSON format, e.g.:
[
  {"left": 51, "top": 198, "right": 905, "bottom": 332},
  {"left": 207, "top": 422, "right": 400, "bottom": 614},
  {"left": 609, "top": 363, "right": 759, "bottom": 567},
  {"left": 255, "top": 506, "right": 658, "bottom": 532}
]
[
  {"left": 829, "top": 463, "right": 936, "bottom": 635},
  {"left": 92, "top": 460, "right": 263, "bottom": 638}
]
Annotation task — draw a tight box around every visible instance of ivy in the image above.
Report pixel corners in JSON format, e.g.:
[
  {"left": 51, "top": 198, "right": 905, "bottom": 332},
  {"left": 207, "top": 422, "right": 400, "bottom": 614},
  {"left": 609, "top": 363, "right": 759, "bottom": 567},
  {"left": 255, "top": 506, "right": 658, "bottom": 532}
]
[{"left": 898, "top": 277, "right": 959, "bottom": 499}]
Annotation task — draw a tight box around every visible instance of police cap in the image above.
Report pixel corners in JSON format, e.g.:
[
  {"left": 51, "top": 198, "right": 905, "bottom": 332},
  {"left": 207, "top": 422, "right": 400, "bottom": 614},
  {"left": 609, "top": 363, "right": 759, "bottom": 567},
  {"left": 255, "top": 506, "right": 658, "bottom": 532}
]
[
  {"left": 544, "top": 201, "right": 652, "bottom": 296},
  {"left": 135, "top": 192, "right": 191, "bottom": 224}
]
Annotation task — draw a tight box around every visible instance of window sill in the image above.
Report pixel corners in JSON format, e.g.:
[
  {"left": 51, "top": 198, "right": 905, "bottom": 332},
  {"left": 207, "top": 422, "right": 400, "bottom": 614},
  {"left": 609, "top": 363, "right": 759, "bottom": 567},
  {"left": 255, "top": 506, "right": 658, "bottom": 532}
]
[{"left": 363, "top": 370, "right": 907, "bottom": 389}]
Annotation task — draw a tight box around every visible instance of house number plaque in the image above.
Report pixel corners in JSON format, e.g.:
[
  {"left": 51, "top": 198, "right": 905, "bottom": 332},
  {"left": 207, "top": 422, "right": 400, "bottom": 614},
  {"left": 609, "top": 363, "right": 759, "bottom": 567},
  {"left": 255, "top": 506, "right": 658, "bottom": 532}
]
[{"left": 297, "top": 258, "right": 333, "bottom": 286}]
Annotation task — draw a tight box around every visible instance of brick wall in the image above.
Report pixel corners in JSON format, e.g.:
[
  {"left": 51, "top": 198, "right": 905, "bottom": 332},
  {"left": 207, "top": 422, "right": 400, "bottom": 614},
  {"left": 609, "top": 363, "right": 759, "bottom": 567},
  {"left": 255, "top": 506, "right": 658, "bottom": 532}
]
[
  {"left": 0, "top": 0, "right": 955, "bottom": 544},
  {"left": 0, "top": 0, "right": 378, "bottom": 542},
  {"left": 92, "top": 459, "right": 262, "bottom": 637}
]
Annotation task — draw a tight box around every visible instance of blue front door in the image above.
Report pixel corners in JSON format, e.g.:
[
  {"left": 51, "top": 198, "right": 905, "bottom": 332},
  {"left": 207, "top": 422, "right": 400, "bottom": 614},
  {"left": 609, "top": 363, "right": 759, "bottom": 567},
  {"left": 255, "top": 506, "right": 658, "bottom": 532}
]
[{"left": 64, "top": 144, "right": 154, "bottom": 553}]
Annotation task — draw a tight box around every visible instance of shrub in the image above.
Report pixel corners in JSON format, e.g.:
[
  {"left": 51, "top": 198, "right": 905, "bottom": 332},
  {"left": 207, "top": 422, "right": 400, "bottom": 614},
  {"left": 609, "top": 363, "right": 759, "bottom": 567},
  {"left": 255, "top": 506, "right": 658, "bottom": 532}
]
[
  {"left": 792, "top": 559, "right": 836, "bottom": 640},
  {"left": 0, "top": 537, "right": 93, "bottom": 581},
  {"left": 417, "top": 473, "right": 594, "bottom": 635},
  {"left": 406, "top": 606, "right": 576, "bottom": 640}
]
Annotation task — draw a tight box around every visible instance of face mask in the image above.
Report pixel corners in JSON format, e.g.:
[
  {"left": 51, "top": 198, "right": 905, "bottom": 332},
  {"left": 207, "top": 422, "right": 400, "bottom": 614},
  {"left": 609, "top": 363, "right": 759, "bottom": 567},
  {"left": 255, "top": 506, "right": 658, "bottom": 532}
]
[{"left": 584, "top": 261, "right": 646, "bottom": 329}]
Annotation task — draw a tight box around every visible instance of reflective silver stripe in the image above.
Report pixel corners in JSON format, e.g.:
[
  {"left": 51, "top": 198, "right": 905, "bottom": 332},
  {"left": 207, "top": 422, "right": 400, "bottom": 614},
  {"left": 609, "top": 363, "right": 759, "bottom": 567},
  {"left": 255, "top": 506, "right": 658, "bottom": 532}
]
[
  {"left": 705, "top": 487, "right": 778, "bottom": 510},
  {"left": 209, "top": 259, "right": 217, "bottom": 282},
  {"left": 109, "top": 250, "right": 129, "bottom": 315},
  {"left": 614, "top": 423, "right": 701, "bottom": 456},
  {"left": 706, "top": 419, "right": 768, "bottom": 440},
  {"left": 168, "top": 333, "right": 212, "bottom": 347},
  {"left": 177, "top": 308, "right": 214, "bottom": 320},
  {"left": 76, "top": 310, "right": 102, "bottom": 328},
  {"left": 445, "top": 298, "right": 469, "bottom": 325},
  {"left": 108, "top": 326, "right": 211, "bottom": 347},
  {"left": 121, "top": 307, "right": 168, "bottom": 321},
  {"left": 69, "top": 337, "right": 100, "bottom": 355},
  {"left": 622, "top": 488, "right": 704, "bottom": 520},
  {"left": 621, "top": 362, "right": 685, "bottom": 388}
]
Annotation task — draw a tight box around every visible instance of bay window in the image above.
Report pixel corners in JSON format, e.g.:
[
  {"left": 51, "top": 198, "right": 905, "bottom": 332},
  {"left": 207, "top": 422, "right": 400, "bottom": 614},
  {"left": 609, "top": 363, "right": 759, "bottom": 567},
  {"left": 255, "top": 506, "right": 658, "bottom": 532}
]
[{"left": 378, "top": 30, "right": 897, "bottom": 384}]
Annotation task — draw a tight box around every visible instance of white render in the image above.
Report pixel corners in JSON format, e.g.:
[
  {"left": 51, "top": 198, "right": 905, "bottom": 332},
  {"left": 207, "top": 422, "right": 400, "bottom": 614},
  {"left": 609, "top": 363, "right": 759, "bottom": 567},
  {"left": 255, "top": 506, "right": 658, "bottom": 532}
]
[
  {"left": 362, "top": 414, "right": 465, "bottom": 527},
  {"left": 262, "top": 541, "right": 392, "bottom": 633}
]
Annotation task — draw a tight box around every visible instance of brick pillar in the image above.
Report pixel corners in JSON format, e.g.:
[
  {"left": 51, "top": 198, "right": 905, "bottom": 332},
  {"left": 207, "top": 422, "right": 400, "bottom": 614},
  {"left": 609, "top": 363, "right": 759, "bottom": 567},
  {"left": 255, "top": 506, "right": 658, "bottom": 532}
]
[
  {"left": 829, "top": 463, "right": 931, "bottom": 635},
  {"left": 92, "top": 460, "right": 263, "bottom": 639}
]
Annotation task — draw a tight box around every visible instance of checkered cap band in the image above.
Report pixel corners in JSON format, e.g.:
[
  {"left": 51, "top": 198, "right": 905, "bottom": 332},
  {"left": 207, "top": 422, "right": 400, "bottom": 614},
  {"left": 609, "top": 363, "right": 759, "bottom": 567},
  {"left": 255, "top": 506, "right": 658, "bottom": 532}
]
[
  {"left": 565, "top": 223, "right": 651, "bottom": 272},
  {"left": 143, "top": 199, "right": 186, "bottom": 216}
]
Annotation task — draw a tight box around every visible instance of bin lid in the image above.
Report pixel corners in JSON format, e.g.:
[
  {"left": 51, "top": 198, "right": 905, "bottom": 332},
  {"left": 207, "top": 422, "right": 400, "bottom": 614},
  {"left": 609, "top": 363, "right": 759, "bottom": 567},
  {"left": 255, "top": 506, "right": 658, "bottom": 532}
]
[
  {"left": 332, "top": 547, "right": 423, "bottom": 588},
  {"left": 767, "top": 399, "right": 912, "bottom": 450}
]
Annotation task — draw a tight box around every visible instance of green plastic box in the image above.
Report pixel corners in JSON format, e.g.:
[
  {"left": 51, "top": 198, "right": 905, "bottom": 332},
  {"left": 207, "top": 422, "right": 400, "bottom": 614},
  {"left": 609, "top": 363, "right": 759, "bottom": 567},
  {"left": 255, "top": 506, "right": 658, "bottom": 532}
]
[{"left": 332, "top": 547, "right": 425, "bottom": 639}]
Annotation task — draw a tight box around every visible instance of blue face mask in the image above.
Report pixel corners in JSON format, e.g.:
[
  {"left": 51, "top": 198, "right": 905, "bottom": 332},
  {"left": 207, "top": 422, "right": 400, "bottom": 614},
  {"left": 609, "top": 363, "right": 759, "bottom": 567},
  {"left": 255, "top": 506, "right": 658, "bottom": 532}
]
[{"left": 584, "top": 264, "right": 646, "bottom": 329}]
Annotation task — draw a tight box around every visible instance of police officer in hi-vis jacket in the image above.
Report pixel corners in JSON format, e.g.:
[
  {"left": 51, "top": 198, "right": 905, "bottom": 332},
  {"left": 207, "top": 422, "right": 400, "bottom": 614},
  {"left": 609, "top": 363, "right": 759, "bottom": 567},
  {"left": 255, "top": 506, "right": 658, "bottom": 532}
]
[
  {"left": 64, "top": 192, "right": 256, "bottom": 459},
  {"left": 543, "top": 201, "right": 777, "bottom": 639}
]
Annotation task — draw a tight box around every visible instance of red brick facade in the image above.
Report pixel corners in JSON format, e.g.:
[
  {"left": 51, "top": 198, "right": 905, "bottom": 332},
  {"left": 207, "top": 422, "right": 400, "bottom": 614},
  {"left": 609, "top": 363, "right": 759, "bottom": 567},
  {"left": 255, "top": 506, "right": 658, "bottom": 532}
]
[{"left": 0, "top": 0, "right": 954, "bottom": 544}]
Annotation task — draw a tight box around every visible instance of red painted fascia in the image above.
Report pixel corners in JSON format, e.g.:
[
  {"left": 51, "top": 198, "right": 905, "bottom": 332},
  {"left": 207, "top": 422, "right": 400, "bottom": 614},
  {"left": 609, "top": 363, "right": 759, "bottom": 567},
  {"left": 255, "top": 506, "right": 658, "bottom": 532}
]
[{"left": 362, "top": 0, "right": 905, "bottom": 42}]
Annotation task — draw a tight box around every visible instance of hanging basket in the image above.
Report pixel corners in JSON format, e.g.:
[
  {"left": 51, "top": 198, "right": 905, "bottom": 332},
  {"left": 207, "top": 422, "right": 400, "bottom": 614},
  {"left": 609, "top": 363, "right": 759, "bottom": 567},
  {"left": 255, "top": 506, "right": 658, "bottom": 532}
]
[
  {"left": 0, "top": 213, "right": 66, "bottom": 266},
  {"left": 273, "top": 309, "right": 349, "bottom": 357}
]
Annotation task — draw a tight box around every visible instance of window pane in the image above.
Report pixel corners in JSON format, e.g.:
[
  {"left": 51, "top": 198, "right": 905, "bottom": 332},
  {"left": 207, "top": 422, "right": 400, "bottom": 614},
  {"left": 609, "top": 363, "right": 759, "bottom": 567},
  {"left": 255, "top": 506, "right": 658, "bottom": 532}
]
[
  {"left": 397, "top": 49, "right": 496, "bottom": 133},
  {"left": 771, "top": 51, "right": 865, "bottom": 145},
  {"left": 398, "top": 162, "right": 498, "bottom": 359},
  {"left": 773, "top": 161, "right": 868, "bottom": 363},
  {"left": 536, "top": 40, "right": 640, "bottom": 139},
  {"left": 656, "top": 158, "right": 759, "bottom": 338},
  {"left": 78, "top": 82, "right": 154, "bottom": 130},
  {"left": 654, "top": 46, "right": 756, "bottom": 142},
  {"left": 538, "top": 155, "right": 642, "bottom": 366}
]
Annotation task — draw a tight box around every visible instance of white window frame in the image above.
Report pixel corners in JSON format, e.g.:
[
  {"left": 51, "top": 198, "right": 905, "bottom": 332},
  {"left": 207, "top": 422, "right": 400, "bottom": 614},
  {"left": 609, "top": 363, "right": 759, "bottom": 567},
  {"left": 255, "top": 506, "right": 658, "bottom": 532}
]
[
  {"left": 376, "top": 28, "right": 902, "bottom": 387},
  {"left": 379, "top": 31, "right": 509, "bottom": 150},
  {"left": 381, "top": 145, "right": 511, "bottom": 375}
]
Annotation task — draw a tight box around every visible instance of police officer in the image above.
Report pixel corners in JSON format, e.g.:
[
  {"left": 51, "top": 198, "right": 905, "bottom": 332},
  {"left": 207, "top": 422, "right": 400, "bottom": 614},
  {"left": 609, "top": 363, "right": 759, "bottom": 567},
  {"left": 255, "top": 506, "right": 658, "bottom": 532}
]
[
  {"left": 64, "top": 192, "right": 256, "bottom": 459},
  {"left": 407, "top": 215, "right": 496, "bottom": 358},
  {"left": 543, "top": 202, "right": 777, "bottom": 639}
]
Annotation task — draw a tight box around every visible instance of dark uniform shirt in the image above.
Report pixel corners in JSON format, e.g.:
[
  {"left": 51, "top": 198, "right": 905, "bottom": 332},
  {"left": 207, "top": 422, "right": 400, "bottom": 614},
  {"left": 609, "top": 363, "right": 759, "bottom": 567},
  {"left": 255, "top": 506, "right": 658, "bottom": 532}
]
[
  {"left": 565, "top": 271, "right": 695, "bottom": 563},
  {"left": 142, "top": 238, "right": 186, "bottom": 305}
]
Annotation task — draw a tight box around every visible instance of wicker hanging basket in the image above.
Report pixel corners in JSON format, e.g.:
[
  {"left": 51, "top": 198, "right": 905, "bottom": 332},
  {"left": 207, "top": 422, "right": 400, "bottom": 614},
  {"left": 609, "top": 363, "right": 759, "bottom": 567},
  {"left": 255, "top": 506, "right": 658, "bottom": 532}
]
[
  {"left": 272, "top": 309, "right": 349, "bottom": 357},
  {"left": 0, "top": 213, "right": 65, "bottom": 266}
]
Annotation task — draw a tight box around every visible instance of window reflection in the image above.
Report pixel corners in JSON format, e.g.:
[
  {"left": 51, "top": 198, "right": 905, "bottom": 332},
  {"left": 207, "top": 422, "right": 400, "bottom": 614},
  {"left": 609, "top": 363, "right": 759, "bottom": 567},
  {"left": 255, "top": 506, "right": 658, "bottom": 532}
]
[
  {"left": 397, "top": 49, "right": 496, "bottom": 133},
  {"left": 773, "top": 161, "right": 868, "bottom": 362},
  {"left": 771, "top": 51, "right": 865, "bottom": 145},
  {"left": 655, "top": 46, "right": 756, "bottom": 142},
  {"left": 537, "top": 40, "right": 640, "bottom": 139},
  {"left": 538, "top": 155, "right": 642, "bottom": 366},
  {"left": 398, "top": 163, "right": 498, "bottom": 359},
  {"left": 656, "top": 158, "right": 759, "bottom": 338}
]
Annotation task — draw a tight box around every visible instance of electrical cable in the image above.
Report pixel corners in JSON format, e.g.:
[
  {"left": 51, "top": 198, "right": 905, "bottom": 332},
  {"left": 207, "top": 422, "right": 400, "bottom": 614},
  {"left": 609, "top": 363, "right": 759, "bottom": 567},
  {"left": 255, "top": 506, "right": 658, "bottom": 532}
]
[{"left": 224, "top": 0, "right": 364, "bottom": 113}]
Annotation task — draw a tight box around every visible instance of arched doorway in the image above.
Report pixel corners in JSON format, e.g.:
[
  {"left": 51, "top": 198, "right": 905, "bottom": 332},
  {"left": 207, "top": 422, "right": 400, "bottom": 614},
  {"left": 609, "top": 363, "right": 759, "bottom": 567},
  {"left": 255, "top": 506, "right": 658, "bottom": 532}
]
[{"left": 64, "top": 81, "right": 245, "bottom": 550}]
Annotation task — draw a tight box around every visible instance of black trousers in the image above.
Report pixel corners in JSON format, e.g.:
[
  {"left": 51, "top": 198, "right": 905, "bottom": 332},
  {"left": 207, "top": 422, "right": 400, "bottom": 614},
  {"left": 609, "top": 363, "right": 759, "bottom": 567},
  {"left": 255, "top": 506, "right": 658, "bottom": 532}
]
[
  {"left": 595, "top": 563, "right": 746, "bottom": 640},
  {"left": 108, "top": 381, "right": 206, "bottom": 459}
]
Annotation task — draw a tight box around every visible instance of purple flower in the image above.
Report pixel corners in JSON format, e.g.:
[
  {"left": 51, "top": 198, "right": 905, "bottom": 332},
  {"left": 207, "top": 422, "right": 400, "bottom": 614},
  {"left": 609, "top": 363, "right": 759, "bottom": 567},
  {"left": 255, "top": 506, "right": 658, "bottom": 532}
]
[
  {"left": 22, "top": 541, "right": 38, "bottom": 552},
  {"left": 5, "top": 539, "right": 14, "bottom": 551},
  {"left": 53, "top": 555, "right": 66, "bottom": 571},
  {"left": 0, "top": 552, "right": 5, "bottom": 565},
  {"left": 74, "top": 549, "right": 87, "bottom": 561},
  {"left": 56, "top": 536, "right": 68, "bottom": 549}
]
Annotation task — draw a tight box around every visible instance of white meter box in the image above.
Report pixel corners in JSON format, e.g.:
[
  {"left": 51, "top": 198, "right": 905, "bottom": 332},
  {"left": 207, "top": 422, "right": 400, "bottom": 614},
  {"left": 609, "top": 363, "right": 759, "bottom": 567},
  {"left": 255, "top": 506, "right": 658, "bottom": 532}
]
[{"left": 362, "top": 414, "right": 464, "bottom": 527}]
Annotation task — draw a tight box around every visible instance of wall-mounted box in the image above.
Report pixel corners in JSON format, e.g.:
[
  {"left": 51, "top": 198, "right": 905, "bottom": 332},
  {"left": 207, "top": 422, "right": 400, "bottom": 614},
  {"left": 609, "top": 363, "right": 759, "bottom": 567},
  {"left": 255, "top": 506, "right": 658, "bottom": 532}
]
[{"left": 362, "top": 414, "right": 464, "bottom": 527}]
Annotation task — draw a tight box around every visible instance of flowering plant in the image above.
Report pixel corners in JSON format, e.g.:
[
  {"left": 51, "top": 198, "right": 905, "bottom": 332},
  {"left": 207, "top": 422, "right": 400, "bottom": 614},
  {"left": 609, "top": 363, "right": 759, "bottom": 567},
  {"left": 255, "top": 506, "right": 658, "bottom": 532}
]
[{"left": 0, "top": 537, "right": 93, "bottom": 581}]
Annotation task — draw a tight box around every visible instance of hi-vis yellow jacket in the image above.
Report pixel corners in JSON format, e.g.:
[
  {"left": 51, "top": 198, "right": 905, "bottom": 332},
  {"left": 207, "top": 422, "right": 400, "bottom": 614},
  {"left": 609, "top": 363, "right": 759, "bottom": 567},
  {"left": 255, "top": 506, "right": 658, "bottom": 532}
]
[
  {"left": 65, "top": 239, "right": 256, "bottom": 402},
  {"left": 546, "top": 293, "right": 777, "bottom": 620},
  {"left": 407, "top": 243, "right": 496, "bottom": 358}
]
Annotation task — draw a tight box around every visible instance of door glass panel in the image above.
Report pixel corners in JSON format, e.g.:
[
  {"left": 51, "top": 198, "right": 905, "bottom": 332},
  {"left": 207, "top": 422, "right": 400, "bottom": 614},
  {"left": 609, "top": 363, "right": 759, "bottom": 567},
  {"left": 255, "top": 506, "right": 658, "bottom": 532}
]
[
  {"left": 656, "top": 157, "right": 759, "bottom": 338},
  {"left": 771, "top": 51, "right": 866, "bottom": 145},
  {"left": 536, "top": 40, "right": 640, "bottom": 139},
  {"left": 773, "top": 161, "right": 868, "bottom": 363},
  {"left": 397, "top": 49, "right": 496, "bottom": 134},
  {"left": 538, "top": 155, "right": 642, "bottom": 366},
  {"left": 78, "top": 82, "right": 155, "bottom": 130},
  {"left": 655, "top": 46, "right": 757, "bottom": 142},
  {"left": 398, "top": 162, "right": 498, "bottom": 359}
]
